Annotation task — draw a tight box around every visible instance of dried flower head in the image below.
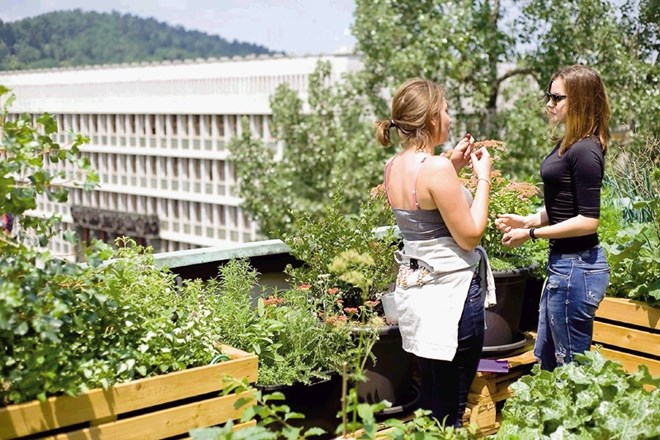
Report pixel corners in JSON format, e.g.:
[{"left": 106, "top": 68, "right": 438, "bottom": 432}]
[{"left": 473, "top": 139, "right": 507, "bottom": 151}]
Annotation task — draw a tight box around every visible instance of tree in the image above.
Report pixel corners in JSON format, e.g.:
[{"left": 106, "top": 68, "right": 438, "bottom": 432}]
[
  {"left": 229, "top": 61, "right": 388, "bottom": 237},
  {"left": 353, "top": 0, "right": 658, "bottom": 176},
  {"left": 233, "top": 0, "right": 658, "bottom": 237}
]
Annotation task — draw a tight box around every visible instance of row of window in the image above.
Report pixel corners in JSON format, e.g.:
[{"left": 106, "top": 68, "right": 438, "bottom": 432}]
[{"left": 52, "top": 113, "right": 274, "bottom": 140}]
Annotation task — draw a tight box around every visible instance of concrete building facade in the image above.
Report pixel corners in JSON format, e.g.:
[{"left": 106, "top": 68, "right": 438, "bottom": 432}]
[{"left": 0, "top": 54, "right": 362, "bottom": 256}]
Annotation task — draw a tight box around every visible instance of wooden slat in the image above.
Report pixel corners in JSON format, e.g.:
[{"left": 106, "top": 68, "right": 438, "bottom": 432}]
[
  {"left": 49, "top": 390, "right": 255, "bottom": 440},
  {"left": 506, "top": 348, "right": 537, "bottom": 369},
  {"left": 596, "top": 297, "right": 660, "bottom": 330},
  {"left": 596, "top": 347, "right": 660, "bottom": 378},
  {"left": 593, "top": 321, "right": 660, "bottom": 355},
  {"left": 0, "top": 347, "right": 258, "bottom": 439}
]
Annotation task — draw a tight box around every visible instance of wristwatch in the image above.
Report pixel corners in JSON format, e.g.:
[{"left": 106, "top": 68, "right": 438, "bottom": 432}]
[{"left": 529, "top": 228, "right": 537, "bottom": 241}]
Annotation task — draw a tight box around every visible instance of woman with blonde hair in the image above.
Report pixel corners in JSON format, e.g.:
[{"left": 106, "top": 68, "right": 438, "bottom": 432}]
[
  {"left": 496, "top": 64, "right": 611, "bottom": 370},
  {"left": 375, "top": 78, "right": 494, "bottom": 427}
]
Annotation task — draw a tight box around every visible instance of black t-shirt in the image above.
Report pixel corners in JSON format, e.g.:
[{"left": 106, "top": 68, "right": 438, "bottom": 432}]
[{"left": 541, "top": 136, "right": 604, "bottom": 254}]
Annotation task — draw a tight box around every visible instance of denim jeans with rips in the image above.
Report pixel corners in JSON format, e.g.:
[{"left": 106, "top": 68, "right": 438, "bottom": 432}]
[
  {"left": 417, "top": 271, "right": 484, "bottom": 427},
  {"left": 534, "top": 245, "right": 610, "bottom": 371}
]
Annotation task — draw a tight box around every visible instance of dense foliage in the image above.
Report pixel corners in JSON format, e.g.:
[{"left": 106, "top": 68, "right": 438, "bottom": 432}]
[
  {"left": 229, "top": 62, "right": 385, "bottom": 237},
  {"left": 0, "top": 89, "right": 228, "bottom": 404},
  {"left": 205, "top": 259, "right": 359, "bottom": 386},
  {"left": 282, "top": 190, "right": 399, "bottom": 323},
  {"left": 353, "top": 0, "right": 659, "bottom": 178},
  {"left": 600, "top": 134, "right": 660, "bottom": 305},
  {"left": 496, "top": 350, "right": 660, "bottom": 439},
  {"left": 0, "top": 10, "right": 274, "bottom": 71}
]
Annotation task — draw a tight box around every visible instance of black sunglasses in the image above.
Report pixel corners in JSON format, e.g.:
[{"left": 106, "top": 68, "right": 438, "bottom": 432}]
[{"left": 545, "top": 92, "right": 567, "bottom": 104}]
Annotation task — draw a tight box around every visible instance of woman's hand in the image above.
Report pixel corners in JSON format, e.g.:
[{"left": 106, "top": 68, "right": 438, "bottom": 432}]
[
  {"left": 447, "top": 134, "right": 475, "bottom": 173},
  {"left": 495, "top": 214, "right": 527, "bottom": 233},
  {"left": 501, "top": 228, "right": 530, "bottom": 248},
  {"left": 469, "top": 146, "right": 492, "bottom": 181}
]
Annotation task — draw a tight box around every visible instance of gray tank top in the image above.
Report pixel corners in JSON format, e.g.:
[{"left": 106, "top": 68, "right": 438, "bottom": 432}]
[{"left": 385, "top": 154, "right": 472, "bottom": 241}]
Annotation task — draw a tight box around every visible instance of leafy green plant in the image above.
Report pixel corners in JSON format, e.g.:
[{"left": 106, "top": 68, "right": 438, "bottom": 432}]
[
  {"left": 190, "top": 378, "right": 478, "bottom": 440},
  {"left": 282, "top": 189, "right": 398, "bottom": 324},
  {"left": 0, "top": 236, "right": 232, "bottom": 405},
  {"left": 1, "top": 88, "right": 228, "bottom": 405},
  {"left": 0, "top": 85, "right": 98, "bottom": 244},
  {"left": 495, "top": 350, "right": 660, "bottom": 439},
  {"left": 601, "top": 134, "right": 660, "bottom": 305},
  {"left": 203, "top": 258, "right": 359, "bottom": 387}
]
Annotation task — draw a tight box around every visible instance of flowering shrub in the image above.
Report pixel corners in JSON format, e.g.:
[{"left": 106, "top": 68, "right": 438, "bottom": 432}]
[
  {"left": 282, "top": 188, "right": 398, "bottom": 325},
  {"left": 463, "top": 140, "right": 546, "bottom": 271}
]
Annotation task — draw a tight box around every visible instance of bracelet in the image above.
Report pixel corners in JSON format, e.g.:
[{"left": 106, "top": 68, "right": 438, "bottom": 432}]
[
  {"left": 477, "top": 178, "right": 491, "bottom": 188},
  {"left": 529, "top": 228, "right": 537, "bottom": 241}
]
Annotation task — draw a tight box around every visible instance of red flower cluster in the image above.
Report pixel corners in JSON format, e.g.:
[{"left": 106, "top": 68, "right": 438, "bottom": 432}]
[{"left": 263, "top": 296, "right": 284, "bottom": 306}]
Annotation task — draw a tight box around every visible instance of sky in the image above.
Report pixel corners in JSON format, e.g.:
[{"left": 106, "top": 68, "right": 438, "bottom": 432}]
[{"left": 0, "top": 0, "right": 357, "bottom": 55}]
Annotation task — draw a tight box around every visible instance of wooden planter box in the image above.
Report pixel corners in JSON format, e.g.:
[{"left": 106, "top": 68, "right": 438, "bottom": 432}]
[
  {"left": 464, "top": 346, "right": 537, "bottom": 437},
  {"left": 593, "top": 296, "right": 659, "bottom": 377},
  {"left": 0, "top": 345, "right": 258, "bottom": 440}
]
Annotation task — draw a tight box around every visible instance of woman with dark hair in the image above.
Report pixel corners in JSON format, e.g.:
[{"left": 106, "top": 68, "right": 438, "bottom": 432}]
[
  {"left": 375, "top": 78, "right": 494, "bottom": 427},
  {"left": 496, "top": 64, "right": 611, "bottom": 371}
]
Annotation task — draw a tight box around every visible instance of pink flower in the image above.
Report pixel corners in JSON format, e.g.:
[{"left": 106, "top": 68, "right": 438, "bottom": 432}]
[
  {"left": 344, "top": 307, "right": 359, "bottom": 315},
  {"left": 364, "top": 300, "right": 380, "bottom": 308},
  {"left": 327, "top": 287, "right": 340, "bottom": 295},
  {"left": 298, "top": 284, "right": 311, "bottom": 290},
  {"left": 263, "top": 296, "right": 284, "bottom": 306}
]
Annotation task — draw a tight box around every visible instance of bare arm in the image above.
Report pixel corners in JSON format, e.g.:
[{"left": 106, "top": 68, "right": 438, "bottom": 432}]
[
  {"left": 500, "top": 214, "right": 598, "bottom": 248},
  {"left": 496, "top": 209, "right": 548, "bottom": 230},
  {"left": 421, "top": 148, "right": 492, "bottom": 251}
]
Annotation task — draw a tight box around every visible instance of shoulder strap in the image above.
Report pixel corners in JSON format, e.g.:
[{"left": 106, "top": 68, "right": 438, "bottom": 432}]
[
  {"left": 412, "top": 156, "right": 429, "bottom": 209},
  {"left": 383, "top": 156, "right": 396, "bottom": 206}
]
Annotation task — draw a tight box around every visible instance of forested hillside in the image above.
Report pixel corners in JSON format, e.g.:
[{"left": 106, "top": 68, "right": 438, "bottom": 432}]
[{"left": 0, "top": 9, "right": 275, "bottom": 71}]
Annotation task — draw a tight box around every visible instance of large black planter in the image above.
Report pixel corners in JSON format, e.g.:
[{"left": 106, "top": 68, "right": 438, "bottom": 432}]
[
  {"left": 485, "top": 265, "right": 536, "bottom": 348},
  {"left": 257, "top": 375, "right": 343, "bottom": 436},
  {"left": 254, "top": 324, "right": 419, "bottom": 435},
  {"left": 352, "top": 324, "right": 418, "bottom": 416}
]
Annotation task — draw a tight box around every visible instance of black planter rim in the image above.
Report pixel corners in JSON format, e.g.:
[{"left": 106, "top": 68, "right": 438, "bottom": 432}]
[
  {"left": 350, "top": 323, "right": 400, "bottom": 336},
  {"left": 492, "top": 262, "right": 538, "bottom": 278}
]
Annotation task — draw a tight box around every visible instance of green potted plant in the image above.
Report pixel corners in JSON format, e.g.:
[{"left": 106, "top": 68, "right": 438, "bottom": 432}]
[
  {"left": 281, "top": 188, "right": 399, "bottom": 326},
  {"left": 279, "top": 188, "right": 419, "bottom": 414},
  {"left": 200, "top": 257, "right": 358, "bottom": 388}
]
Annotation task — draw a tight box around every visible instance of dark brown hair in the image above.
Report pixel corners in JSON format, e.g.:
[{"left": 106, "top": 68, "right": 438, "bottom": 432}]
[
  {"left": 375, "top": 78, "right": 445, "bottom": 152},
  {"left": 548, "top": 65, "right": 611, "bottom": 155}
]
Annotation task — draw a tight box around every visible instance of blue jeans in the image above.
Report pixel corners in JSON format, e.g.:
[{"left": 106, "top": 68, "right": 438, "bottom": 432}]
[
  {"left": 535, "top": 245, "right": 610, "bottom": 370},
  {"left": 417, "top": 271, "right": 484, "bottom": 427}
]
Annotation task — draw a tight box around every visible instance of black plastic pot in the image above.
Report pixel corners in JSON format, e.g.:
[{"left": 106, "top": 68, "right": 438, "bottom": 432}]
[
  {"left": 485, "top": 265, "right": 536, "bottom": 347},
  {"left": 352, "top": 324, "right": 418, "bottom": 415},
  {"left": 256, "top": 375, "right": 343, "bottom": 436}
]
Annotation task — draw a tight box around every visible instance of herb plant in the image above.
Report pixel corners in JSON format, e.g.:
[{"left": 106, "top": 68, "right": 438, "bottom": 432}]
[
  {"left": 0, "top": 88, "right": 225, "bottom": 405},
  {"left": 205, "top": 258, "right": 359, "bottom": 386},
  {"left": 281, "top": 189, "right": 399, "bottom": 324}
]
